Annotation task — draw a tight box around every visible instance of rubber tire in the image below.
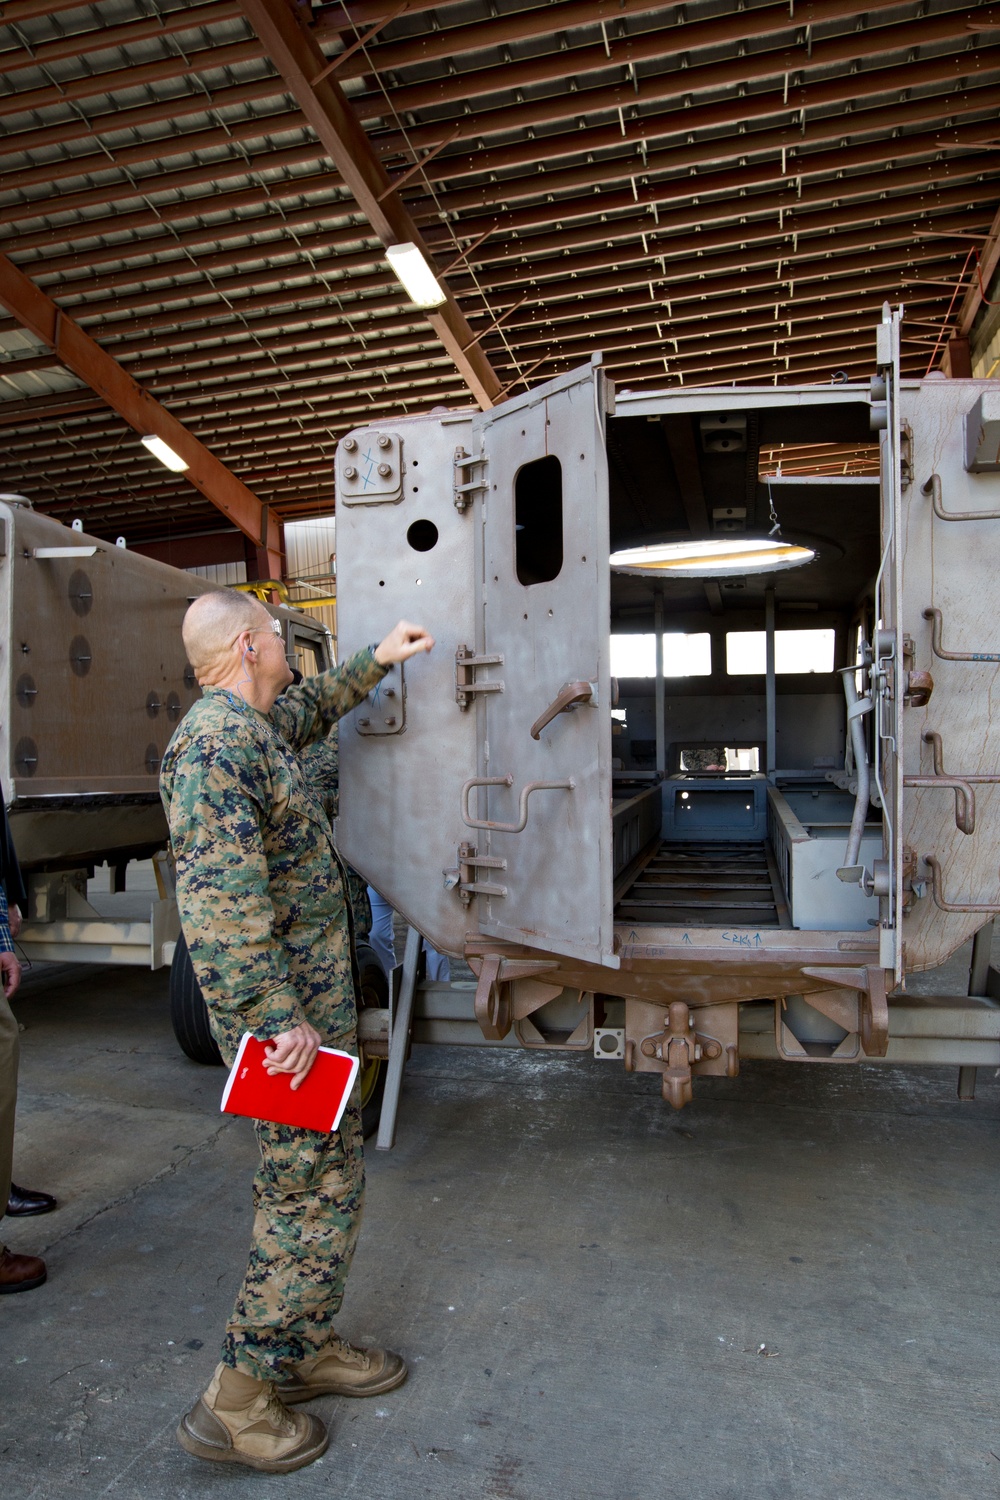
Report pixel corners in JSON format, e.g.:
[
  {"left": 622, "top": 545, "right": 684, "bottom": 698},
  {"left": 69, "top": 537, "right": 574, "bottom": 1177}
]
[
  {"left": 355, "top": 940, "right": 389, "bottom": 1139},
  {"left": 169, "top": 930, "right": 223, "bottom": 1067}
]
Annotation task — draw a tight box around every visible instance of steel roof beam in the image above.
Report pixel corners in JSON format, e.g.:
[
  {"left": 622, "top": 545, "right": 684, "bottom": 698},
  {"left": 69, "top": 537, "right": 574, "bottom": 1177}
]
[
  {"left": 0, "top": 254, "right": 279, "bottom": 567},
  {"left": 0, "top": 363, "right": 471, "bottom": 435},
  {"left": 484, "top": 308, "right": 935, "bottom": 369},
  {"left": 327, "top": 0, "right": 675, "bottom": 73},
  {"left": 235, "top": 0, "right": 500, "bottom": 409},
  {"left": 9, "top": 154, "right": 984, "bottom": 297},
  {"left": 379, "top": 21, "right": 989, "bottom": 159},
  {"left": 0, "top": 176, "right": 367, "bottom": 255},
  {"left": 3, "top": 108, "right": 310, "bottom": 196},
  {"left": 431, "top": 165, "right": 1000, "bottom": 277},
  {"left": 101, "top": 255, "right": 955, "bottom": 371},
  {"left": 0, "top": 37, "right": 267, "bottom": 122},
  {"left": 0, "top": 2, "right": 245, "bottom": 79},
  {"left": 8, "top": 163, "right": 988, "bottom": 341},
  {"left": 0, "top": 138, "right": 341, "bottom": 225},
  {"left": 363, "top": 1, "right": 989, "bottom": 124},
  {"left": 318, "top": 0, "right": 485, "bottom": 25},
  {"left": 0, "top": 180, "right": 352, "bottom": 256},
  {"left": 493, "top": 291, "right": 946, "bottom": 357},
  {"left": 447, "top": 230, "right": 989, "bottom": 323},
  {"left": 0, "top": 205, "right": 981, "bottom": 392},
  {"left": 459, "top": 207, "right": 993, "bottom": 300},
  {"left": 7, "top": 399, "right": 484, "bottom": 464},
  {"left": 422, "top": 48, "right": 1000, "bottom": 187},
  {"left": 0, "top": 357, "right": 467, "bottom": 427},
  {"left": 0, "top": 0, "right": 108, "bottom": 21},
  {"left": 522, "top": 346, "right": 866, "bottom": 392},
  {"left": 22, "top": 271, "right": 420, "bottom": 339},
  {"left": 952, "top": 198, "right": 1000, "bottom": 339},
  {"left": 470, "top": 260, "right": 956, "bottom": 331},
  {"left": 0, "top": 0, "right": 964, "bottom": 167},
  {"left": 0, "top": 75, "right": 285, "bottom": 157},
  {"left": 425, "top": 95, "right": 1000, "bottom": 225},
  {"left": 21, "top": 229, "right": 391, "bottom": 295},
  {"left": 10, "top": 38, "right": 986, "bottom": 207},
  {"left": 457, "top": 203, "right": 997, "bottom": 296},
  {"left": 415, "top": 108, "right": 1000, "bottom": 243},
  {"left": 0, "top": 219, "right": 977, "bottom": 389}
]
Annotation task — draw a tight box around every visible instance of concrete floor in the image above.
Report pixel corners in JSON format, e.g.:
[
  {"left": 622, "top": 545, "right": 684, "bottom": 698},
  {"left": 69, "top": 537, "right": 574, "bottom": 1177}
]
[{"left": 3, "top": 949, "right": 1000, "bottom": 1500}]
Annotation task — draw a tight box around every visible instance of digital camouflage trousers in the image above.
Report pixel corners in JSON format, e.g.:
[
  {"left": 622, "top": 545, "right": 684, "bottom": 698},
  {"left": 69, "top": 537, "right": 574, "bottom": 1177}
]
[{"left": 222, "top": 1082, "right": 365, "bottom": 1381}]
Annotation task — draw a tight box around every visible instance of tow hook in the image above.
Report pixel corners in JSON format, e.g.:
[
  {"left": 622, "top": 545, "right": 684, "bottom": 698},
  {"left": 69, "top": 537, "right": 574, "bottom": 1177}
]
[{"left": 625, "top": 1000, "right": 726, "bottom": 1110}]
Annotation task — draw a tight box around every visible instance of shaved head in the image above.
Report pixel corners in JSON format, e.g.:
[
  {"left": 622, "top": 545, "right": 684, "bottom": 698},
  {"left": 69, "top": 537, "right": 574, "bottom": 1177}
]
[{"left": 183, "top": 589, "right": 268, "bottom": 674}]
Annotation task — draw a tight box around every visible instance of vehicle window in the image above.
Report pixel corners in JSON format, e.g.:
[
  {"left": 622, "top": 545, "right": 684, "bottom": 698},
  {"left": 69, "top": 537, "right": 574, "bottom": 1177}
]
[
  {"left": 725, "top": 628, "right": 835, "bottom": 675},
  {"left": 610, "top": 632, "right": 712, "bottom": 677},
  {"left": 515, "top": 455, "right": 563, "bottom": 585},
  {"left": 292, "top": 635, "right": 324, "bottom": 678}
]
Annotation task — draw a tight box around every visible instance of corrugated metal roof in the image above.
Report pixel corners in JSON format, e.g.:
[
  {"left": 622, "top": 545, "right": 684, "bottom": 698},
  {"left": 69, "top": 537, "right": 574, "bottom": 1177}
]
[{"left": 0, "top": 0, "right": 996, "bottom": 556}]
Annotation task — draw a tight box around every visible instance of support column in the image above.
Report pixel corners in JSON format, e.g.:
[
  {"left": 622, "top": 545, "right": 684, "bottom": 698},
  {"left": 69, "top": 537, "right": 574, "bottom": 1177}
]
[
  {"left": 958, "top": 918, "right": 995, "bottom": 1100},
  {"left": 654, "top": 589, "right": 665, "bottom": 775},
  {"left": 765, "top": 586, "right": 776, "bottom": 776}
]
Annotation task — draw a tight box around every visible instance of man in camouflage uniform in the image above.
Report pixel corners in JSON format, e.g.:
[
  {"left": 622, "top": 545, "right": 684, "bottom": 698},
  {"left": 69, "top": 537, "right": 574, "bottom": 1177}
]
[
  {"left": 683, "top": 747, "right": 728, "bottom": 772},
  {"left": 297, "top": 722, "right": 373, "bottom": 941},
  {"left": 160, "top": 588, "right": 432, "bottom": 1474}
]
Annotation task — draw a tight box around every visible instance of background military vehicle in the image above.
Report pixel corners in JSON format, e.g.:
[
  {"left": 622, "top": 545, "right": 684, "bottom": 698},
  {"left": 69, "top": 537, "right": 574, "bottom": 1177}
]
[
  {"left": 0, "top": 501, "right": 395, "bottom": 1099},
  {"left": 333, "top": 309, "right": 1000, "bottom": 1109}
]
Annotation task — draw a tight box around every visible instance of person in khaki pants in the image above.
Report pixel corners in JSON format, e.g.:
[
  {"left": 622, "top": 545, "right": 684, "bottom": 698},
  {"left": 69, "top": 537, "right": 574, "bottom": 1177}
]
[{"left": 0, "top": 781, "right": 47, "bottom": 1293}]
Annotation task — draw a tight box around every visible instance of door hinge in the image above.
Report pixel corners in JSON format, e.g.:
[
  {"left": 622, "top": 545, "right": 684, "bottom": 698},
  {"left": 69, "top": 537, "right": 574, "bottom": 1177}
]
[
  {"left": 455, "top": 644, "right": 504, "bottom": 708},
  {"left": 445, "top": 842, "right": 508, "bottom": 906},
  {"left": 453, "top": 447, "right": 488, "bottom": 513}
]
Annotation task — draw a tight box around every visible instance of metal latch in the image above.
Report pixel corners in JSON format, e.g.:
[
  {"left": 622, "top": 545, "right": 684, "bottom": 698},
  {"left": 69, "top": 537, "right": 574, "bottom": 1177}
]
[{"left": 455, "top": 644, "right": 503, "bottom": 708}]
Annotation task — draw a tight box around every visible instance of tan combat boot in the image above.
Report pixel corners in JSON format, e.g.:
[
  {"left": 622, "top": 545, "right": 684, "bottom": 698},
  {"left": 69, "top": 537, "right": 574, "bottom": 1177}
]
[
  {"left": 279, "top": 1334, "right": 408, "bottom": 1404},
  {"left": 177, "top": 1362, "right": 328, "bottom": 1473}
]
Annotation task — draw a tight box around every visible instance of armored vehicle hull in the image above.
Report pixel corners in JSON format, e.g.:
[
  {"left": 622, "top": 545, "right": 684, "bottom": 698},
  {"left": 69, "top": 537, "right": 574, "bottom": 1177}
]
[{"left": 334, "top": 318, "right": 1000, "bottom": 1107}]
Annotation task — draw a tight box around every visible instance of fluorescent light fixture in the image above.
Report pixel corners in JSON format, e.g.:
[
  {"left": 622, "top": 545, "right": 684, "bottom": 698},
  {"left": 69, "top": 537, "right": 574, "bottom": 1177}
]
[
  {"left": 141, "top": 434, "right": 189, "bottom": 472},
  {"left": 610, "top": 537, "right": 816, "bottom": 578},
  {"left": 385, "top": 242, "right": 447, "bottom": 309}
]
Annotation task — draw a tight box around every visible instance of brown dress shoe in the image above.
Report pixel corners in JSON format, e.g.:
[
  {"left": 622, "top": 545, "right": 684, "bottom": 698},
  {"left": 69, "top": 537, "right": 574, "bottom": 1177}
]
[
  {"left": 279, "top": 1335, "right": 408, "bottom": 1404},
  {"left": 7, "top": 1183, "right": 57, "bottom": 1217},
  {"left": 0, "top": 1246, "right": 47, "bottom": 1294},
  {"left": 177, "top": 1363, "right": 328, "bottom": 1474}
]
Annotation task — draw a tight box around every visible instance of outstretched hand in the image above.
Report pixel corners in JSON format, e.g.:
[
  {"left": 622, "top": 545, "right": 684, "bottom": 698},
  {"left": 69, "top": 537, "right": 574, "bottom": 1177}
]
[
  {"left": 264, "top": 1021, "right": 322, "bottom": 1091},
  {"left": 374, "top": 620, "right": 434, "bottom": 666}
]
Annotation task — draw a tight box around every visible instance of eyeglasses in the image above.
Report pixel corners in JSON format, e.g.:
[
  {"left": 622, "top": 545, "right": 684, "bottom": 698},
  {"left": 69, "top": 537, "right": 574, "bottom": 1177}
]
[{"left": 231, "top": 616, "right": 282, "bottom": 648}]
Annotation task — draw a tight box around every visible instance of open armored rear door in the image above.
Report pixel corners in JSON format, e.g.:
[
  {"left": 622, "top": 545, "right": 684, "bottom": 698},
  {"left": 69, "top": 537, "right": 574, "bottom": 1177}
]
[
  {"left": 466, "top": 355, "right": 617, "bottom": 967},
  {"left": 873, "top": 305, "right": 905, "bottom": 984}
]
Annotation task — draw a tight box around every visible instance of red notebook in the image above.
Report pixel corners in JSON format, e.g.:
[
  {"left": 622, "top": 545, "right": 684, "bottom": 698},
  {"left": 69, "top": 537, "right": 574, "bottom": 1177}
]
[{"left": 221, "top": 1033, "right": 359, "bottom": 1132}]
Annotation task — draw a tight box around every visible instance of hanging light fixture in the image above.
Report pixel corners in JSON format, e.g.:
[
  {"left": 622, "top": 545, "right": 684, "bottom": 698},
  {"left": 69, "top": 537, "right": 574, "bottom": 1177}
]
[
  {"left": 610, "top": 537, "right": 816, "bottom": 578},
  {"left": 141, "top": 434, "right": 189, "bottom": 472},
  {"left": 385, "top": 243, "right": 447, "bottom": 309}
]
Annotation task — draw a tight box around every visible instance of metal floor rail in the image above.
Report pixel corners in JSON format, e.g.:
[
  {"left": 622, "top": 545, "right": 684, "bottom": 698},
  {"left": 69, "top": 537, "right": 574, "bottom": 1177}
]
[{"left": 613, "top": 840, "right": 785, "bottom": 928}]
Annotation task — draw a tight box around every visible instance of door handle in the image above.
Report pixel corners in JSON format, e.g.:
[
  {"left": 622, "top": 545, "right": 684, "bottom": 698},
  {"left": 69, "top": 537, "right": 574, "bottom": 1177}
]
[
  {"left": 529, "top": 680, "right": 595, "bottom": 741},
  {"left": 462, "top": 774, "right": 575, "bottom": 833}
]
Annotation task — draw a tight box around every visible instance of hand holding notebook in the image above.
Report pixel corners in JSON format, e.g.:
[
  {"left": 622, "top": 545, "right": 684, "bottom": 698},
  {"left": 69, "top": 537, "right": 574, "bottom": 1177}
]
[{"left": 221, "top": 1033, "right": 359, "bottom": 1132}]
